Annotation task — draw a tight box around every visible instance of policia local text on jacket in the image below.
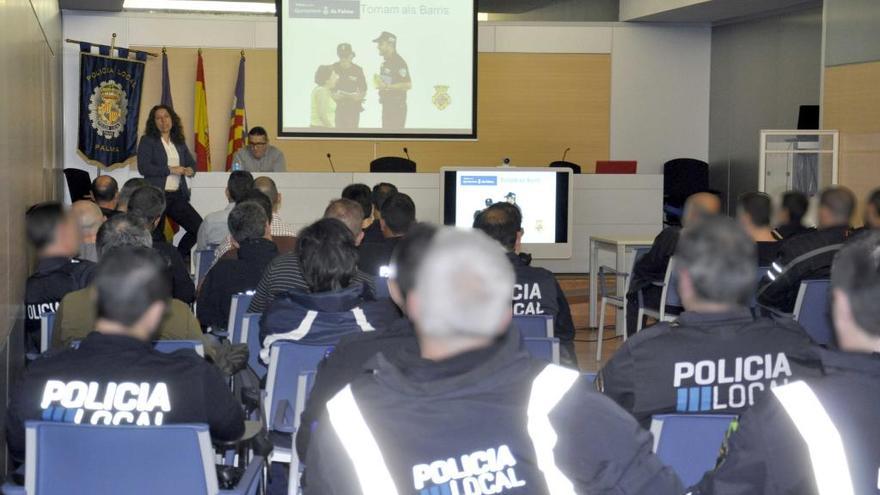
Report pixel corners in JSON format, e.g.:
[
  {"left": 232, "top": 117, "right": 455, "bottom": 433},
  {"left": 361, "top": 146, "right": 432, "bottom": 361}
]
[
  {"left": 5, "top": 332, "right": 244, "bottom": 463},
  {"left": 303, "top": 328, "right": 683, "bottom": 495},
  {"left": 690, "top": 348, "right": 880, "bottom": 494},
  {"left": 24, "top": 257, "right": 95, "bottom": 353},
  {"left": 598, "top": 309, "right": 822, "bottom": 427}
]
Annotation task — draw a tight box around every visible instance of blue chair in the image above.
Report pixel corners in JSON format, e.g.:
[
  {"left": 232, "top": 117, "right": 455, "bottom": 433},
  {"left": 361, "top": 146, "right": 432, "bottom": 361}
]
[
  {"left": 650, "top": 414, "right": 736, "bottom": 487},
  {"left": 638, "top": 257, "right": 684, "bottom": 331},
  {"left": 2, "top": 422, "right": 262, "bottom": 495},
  {"left": 522, "top": 337, "right": 560, "bottom": 364},
  {"left": 153, "top": 340, "right": 205, "bottom": 357},
  {"left": 225, "top": 291, "right": 255, "bottom": 341},
  {"left": 240, "top": 313, "right": 267, "bottom": 379},
  {"left": 373, "top": 275, "right": 391, "bottom": 299},
  {"left": 793, "top": 279, "right": 834, "bottom": 346},
  {"left": 40, "top": 313, "right": 56, "bottom": 354},
  {"left": 597, "top": 246, "right": 650, "bottom": 360},
  {"left": 750, "top": 267, "right": 770, "bottom": 309},
  {"left": 194, "top": 248, "right": 217, "bottom": 286},
  {"left": 583, "top": 372, "right": 597, "bottom": 383},
  {"left": 513, "top": 315, "right": 553, "bottom": 338}
]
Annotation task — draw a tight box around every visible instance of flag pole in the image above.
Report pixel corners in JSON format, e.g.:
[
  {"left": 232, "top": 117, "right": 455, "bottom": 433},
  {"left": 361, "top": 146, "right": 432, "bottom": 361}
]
[{"left": 63, "top": 38, "right": 159, "bottom": 57}]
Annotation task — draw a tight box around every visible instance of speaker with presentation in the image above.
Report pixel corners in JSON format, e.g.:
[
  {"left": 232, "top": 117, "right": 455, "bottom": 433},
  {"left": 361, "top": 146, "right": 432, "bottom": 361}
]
[{"left": 278, "top": 0, "right": 477, "bottom": 139}]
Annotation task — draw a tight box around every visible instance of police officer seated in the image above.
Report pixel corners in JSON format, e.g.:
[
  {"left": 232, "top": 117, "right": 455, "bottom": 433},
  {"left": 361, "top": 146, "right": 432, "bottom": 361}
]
[
  {"left": 474, "top": 202, "right": 578, "bottom": 367},
  {"left": 341, "top": 183, "right": 375, "bottom": 233},
  {"left": 6, "top": 247, "right": 245, "bottom": 464},
  {"left": 304, "top": 228, "right": 683, "bottom": 494},
  {"left": 357, "top": 192, "right": 415, "bottom": 276},
  {"left": 24, "top": 202, "right": 95, "bottom": 354},
  {"left": 363, "top": 182, "right": 397, "bottom": 243},
  {"left": 736, "top": 192, "right": 780, "bottom": 266},
  {"left": 758, "top": 186, "right": 856, "bottom": 314},
  {"left": 690, "top": 232, "right": 880, "bottom": 494},
  {"left": 600, "top": 217, "right": 820, "bottom": 428},
  {"left": 625, "top": 192, "right": 721, "bottom": 335},
  {"left": 259, "top": 218, "right": 399, "bottom": 361},
  {"left": 853, "top": 187, "right": 880, "bottom": 237},
  {"left": 774, "top": 190, "right": 813, "bottom": 240},
  {"left": 91, "top": 175, "right": 120, "bottom": 219}
]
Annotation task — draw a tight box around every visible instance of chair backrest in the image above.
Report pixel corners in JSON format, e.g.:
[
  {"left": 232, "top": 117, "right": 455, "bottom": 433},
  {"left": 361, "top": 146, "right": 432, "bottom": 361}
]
[
  {"left": 63, "top": 169, "right": 92, "bottom": 203},
  {"left": 25, "top": 421, "right": 218, "bottom": 494},
  {"left": 228, "top": 291, "right": 256, "bottom": 340},
  {"left": 650, "top": 414, "right": 736, "bottom": 487},
  {"left": 793, "top": 279, "right": 834, "bottom": 345},
  {"left": 369, "top": 156, "right": 416, "bottom": 173},
  {"left": 264, "top": 343, "right": 334, "bottom": 429},
  {"left": 193, "top": 248, "right": 216, "bottom": 286},
  {"left": 659, "top": 257, "right": 683, "bottom": 312},
  {"left": 152, "top": 340, "right": 205, "bottom": 357},
  {"left": 241, "top": 313, "right": 267, "bottom": 379},
  {"left": 513, "top": 315, "right": 554, "bottom": 338},
  {"left": 750, "top": 266, "right": 770, "bottom": 309},
  {"left": 626, "top": 247, "right": 652, "bottom": 295},
  {"left": 548, "top": 160, "right": 582, "bottom": 174},
  {"left": 40, "top": 313, "right": 56, "bottom": 353},
  {"left": 595, "top": 160, "right": 637, "bottom": 174},
  {"left": 373, "top": 275, "right": 391, "bottom": 299},
  {"left": 522, "top": 337, "right": 560, "bottom": 364},
  {"left": 663, "top": 158, "right": 709, "bottom": 208}
]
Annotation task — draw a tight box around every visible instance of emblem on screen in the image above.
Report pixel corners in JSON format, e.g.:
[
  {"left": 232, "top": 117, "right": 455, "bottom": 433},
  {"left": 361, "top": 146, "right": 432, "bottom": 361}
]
[
  {"left": 433, "top": 85, "right": 451, "bottom": 110},
  {"left": 88, "top": 80, "right": 128, "bottom": 139}
]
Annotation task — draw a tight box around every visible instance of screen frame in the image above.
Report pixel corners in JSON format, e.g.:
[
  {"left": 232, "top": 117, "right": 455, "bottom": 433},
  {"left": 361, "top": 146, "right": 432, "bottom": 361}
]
[
  {"left": 440, "top": 166, "right": 574, "bottom": 259},
  {"left": 276, "top": 0, "right": 479, "bottom": 141}
]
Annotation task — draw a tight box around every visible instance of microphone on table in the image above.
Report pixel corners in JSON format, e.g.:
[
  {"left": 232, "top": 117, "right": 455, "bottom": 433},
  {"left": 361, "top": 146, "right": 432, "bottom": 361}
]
[
  {"left": 562, "top": 147, "right": 571, "bottom": 162},
  {"left": 403, "top": 147, "right": 411, "bottom": 160},
  {"left": 326, "top": 153, "right": 336, "bottom": 173}
]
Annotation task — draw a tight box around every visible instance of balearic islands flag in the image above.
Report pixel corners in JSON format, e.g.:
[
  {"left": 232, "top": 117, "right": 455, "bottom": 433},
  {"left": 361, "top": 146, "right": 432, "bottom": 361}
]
[
  {"left": 194, "top": 50, "right": 211, "bottom": 172},
  {"left": 225, "top": 53, "right": 247, "bottom": 170}
]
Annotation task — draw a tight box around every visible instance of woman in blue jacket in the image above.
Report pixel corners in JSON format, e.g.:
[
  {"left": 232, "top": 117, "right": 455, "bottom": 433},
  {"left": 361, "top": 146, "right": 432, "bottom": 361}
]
[{"left": 137, "top": 105, "right": 203, "bottom": 258}]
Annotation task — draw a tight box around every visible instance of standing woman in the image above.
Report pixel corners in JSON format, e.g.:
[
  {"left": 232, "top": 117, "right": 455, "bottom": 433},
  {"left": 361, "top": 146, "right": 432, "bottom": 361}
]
[{"left": 137, "top": 105, "right": 203, "bottom": 258}]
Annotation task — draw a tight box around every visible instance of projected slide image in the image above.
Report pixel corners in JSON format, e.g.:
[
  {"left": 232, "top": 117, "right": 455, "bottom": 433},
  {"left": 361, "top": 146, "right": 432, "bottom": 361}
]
[
  {"left": 455, "top": 171, "right": 558, "bottom": 244},
  {"left": 280, "top": 0, "right": 475, "bottom": 137}
]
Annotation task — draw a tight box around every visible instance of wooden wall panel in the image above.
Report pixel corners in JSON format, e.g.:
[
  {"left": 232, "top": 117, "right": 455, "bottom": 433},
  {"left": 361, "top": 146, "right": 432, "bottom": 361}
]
[
  {"left": 133, "top": 48, "right": 610, "bottom": 172},
  {"left": 823, "top": 61, "right": 880, "bottom": 222}
]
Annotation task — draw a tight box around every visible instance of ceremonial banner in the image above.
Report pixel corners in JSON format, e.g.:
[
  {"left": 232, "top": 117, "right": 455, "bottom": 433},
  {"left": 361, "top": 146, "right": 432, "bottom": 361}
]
[
  {"left": 77, "top": 44, "right": 146, "bottom": 169},
  {"left": 161, "top": 48, "right": 175, "bottom": 108},
  {"left": 194, "top": 50, "right": 212, "bottom": 172},
  {"left": 225, "top": 53, "right": 247, "bottom": 170}
]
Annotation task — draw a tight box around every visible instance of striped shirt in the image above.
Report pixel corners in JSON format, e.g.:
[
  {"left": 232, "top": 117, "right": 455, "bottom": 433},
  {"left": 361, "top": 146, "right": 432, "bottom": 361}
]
[{"left": 214, "top": 212, "right": 296, "bottom": 261}]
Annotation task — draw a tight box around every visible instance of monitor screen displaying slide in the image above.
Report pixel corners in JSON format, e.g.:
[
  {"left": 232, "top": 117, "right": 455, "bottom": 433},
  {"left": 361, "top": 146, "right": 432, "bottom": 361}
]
[
  {"left": 278, "top": 0, "right": 477, "bottom": 139},
  {"left": 441, "top": 168, "right": 573, "bottom": 258}
]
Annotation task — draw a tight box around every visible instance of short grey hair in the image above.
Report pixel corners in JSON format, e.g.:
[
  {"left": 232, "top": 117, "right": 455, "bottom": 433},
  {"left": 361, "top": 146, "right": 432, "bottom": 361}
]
[
  {"left": 414, "top": 228, "right": 514, "bottom": 339},
  {"left": 96, "top": 213, "right": 152, "bottom": 257}
]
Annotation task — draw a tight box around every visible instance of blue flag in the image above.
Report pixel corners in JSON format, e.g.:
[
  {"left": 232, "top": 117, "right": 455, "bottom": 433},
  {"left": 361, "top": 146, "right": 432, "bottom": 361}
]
[
  {"left": 161, "top": 48, "right": 174, "bottom": 109},
  {"left": 77, "top": 44, "right": 146, "bottom": 169}
]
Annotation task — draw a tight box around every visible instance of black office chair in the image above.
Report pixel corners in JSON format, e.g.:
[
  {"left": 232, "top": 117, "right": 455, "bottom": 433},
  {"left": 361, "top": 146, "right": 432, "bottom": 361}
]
[
  {"left": 63, "top": 168, "right": 92, "bottom": 202},
  {"left": 370, "top": 156, "right": 416, "bottom": 173},
  {"left": 663, "top": 158, "right": 709, "bottom": 226},
  {"left": 549, "top": 161, "right": 582, "bottom": 174}
]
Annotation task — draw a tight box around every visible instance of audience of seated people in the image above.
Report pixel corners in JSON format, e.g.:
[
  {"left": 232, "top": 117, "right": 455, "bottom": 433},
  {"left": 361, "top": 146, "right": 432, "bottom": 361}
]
[
  {"left": 52, "top": 214, "right": 204, "bottom": 349},
  {"left": 303, "top": 228, "right": 683, "bottom": 494},
  {"left": 341, "top": 183, "right": 375, "bottom": 232},
  {"left": 474, "top": 201, "right": 578, "bottom": 367},
  {"left": 24, "top": 202, "right": 95, "bottom": 354},
  {"left": 126, "top": 185, "right": 196, "bottom": 304},
  {"left": 91, "top": 175, "right": 120, "bottom": 219},
  {"left": 363, "top": 181, "right": 397, "bottom": 243},
  {"left": 215, "top": 176, "right": 297, "bottom": 259},
  {"left": 758, "top": 186, "right": 856, "bottom": 314},
  {"left": 116, "top": 177, "right": 148, "bottom": 212},
  {"left": 259, "top": 218, "right": 399, "bottom": 361},
  {"left": 600, "top": 216, "right": 821, "bottom": 427},
  {"left": 70, "top": 200, "right": 105, "bottom": 263},
  {"left": 7, "top": 247, "right": 244, "bottom": 465},
  {"left": 357, "top": 192, "right": 416, "bottom": 275},
  {"left": 196, "top": 170, "right": 253, "bottom": 250},
  {"left": 736, "top": 191, "right": 780, "bottom": 266},
  {"left": 197, "top": 201, "right": 277, "bottom": 331},
  {"left": 626, "top": 192, "right": 721, "bottom": 334},
  {"left": 774, "top": 190, "right": 813, "bottom": 239}
]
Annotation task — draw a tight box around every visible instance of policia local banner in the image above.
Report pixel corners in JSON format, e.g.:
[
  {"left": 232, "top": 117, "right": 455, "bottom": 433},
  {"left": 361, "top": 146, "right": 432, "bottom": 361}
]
[{"left": 77, "top": 43, "right": 147, "bottom": 169}]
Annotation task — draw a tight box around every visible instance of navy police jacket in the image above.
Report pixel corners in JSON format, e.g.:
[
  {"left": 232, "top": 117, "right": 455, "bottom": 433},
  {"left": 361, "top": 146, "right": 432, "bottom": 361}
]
[
  {"left": 259, "top": 283, "right": 400, "bottom": 362},
  {"left": 304, "top": 328, "right": 684, "bottom": 495},
  {"left": 598, "top": 309, "right": 822, "bottom": 427},
  {"left": 691, "top": 348, "right": 880, "bottom": 494},
  {"left": 508, "top": 252, "right": 575, "bottom": 342},
  {"left": 24, "top": 257, "right": 95, "bottom": 342}
]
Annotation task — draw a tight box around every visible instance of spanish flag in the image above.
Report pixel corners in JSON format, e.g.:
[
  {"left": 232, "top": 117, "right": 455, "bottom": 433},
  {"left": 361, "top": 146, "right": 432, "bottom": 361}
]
[
  {"left": 194, "top": 50, "right": 211, "bottom": 172},
  {"left": 225, "top": 52, "right": 247, "bottom": 170}
]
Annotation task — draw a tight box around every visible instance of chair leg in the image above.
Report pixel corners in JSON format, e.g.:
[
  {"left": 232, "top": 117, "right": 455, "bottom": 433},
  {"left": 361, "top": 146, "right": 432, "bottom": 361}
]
[
  {"left": 637, "top": 308, "right": 645, "bottom": 333},
  {"left": 596, "top": 298, "right": 606, "bottom": 361}
]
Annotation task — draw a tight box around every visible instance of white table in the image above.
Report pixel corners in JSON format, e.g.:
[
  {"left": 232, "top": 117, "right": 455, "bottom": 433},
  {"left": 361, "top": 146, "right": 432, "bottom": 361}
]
[{"left": 588, "top": 234, "right": 657, "bottom": 332}]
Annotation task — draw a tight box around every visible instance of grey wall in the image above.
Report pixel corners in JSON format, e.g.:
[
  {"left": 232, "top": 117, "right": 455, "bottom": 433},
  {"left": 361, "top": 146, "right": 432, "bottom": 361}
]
[
  {"left": 708, "top": 7, "right": 822, "bottom": 212},
  {"left": 825, "top": 0, "right": 880, "bottom": 66}
]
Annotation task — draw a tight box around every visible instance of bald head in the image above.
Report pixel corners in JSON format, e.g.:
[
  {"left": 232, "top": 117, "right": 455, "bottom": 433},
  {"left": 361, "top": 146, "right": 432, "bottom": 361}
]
[
  {"left": 71, "top": 200, "right": 105, "bottom": 243},
  {"left": 91, "top": 175, "right": 119, "bottom": 209},
  {"left": 324, "top": 198, "right": 365, "bottom": 244},
  {"left": 682, "top": 192, "right": 721, "bottom": 228},
  {"left": 254, "top": 177, "right": 280, "bottom": 211}
]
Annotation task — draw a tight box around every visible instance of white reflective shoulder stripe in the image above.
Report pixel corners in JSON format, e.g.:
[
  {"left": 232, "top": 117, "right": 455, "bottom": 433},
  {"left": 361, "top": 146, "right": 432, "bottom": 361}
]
[
  {"left": 351, "top": 307, "right": 376, "bottom": 331},
  {"left": 526, "top": 364, "right": 580, "bottom": 495},
  {"left": 772, "top": 381, "right": 855, "bottom": 495},
  {"left": 326, "top": 385, "right": 399, "bottom": 495},
  {"left": 259, "top": 310, "right": 319, "bottom": 362}
]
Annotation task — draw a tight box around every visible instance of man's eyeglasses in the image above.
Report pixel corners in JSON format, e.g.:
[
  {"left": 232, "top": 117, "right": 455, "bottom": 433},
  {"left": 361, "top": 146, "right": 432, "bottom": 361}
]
[{"left": 249, "top": 141, "right": 268, "bottom": 147}]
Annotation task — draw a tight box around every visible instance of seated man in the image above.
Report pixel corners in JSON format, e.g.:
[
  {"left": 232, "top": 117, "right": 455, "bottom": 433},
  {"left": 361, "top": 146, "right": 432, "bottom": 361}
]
[
  {"left": 304, "top": 228, "right": 683, "bottom": 495},
  {"left": 737, "top": 191, "right": 780, "bottom": 266},
  {"left": 127, "top": 185, "right": 196, "bottom": 304},
  {"left": 71, "top": 200, "right": 105, "bottom": 263},
  {"left": 91, "top": 175, "right": 120, "bottom": 219},
  {"left": 474, "top": 202, "right": 577, "bottom": 367},
  {"left": 690, "top": 232, "right": 880, "bottom": 494},
  {"left": 759, "top": 186, "right": 856, "bottom": 314},
  {"left": 197, "top": 201, "right": 277, "bottom": 331},
  {"left": 6, "top": 247, "right": 244, "bottom": 464},
  {"left": 215, "top": 176, "right": 296, "bottom": 258},
  {"left": 625, "top": 192, "right": 721, "bottom": 334},
  {"left": 196, "top": 170, "right": 253, "bottom": 250},
  {"left": 116, "top": 177, "right": 148, "bottom": 212},
  {"left": 248, "top": 199, "right": 374, "bottom": 313},
  {"left": 363, "top": 181, "right": 397, "bottom": 243},
  {"left": 259, "top": 218, "right": 398, "bottom": 361},
  {"left": 358, "top": 192, "right": 415, "bottom": 276},
  {"left": 52, "top": 214, "right": 204, "bottom": 349},
  {"left": 859, "top": 187, "right": 880, "bottom": 232},
  {"left": 774, "top": 190, "right": 813, "bottom": 239},
  {"left": 296, "top": 223, "right": 435, "bottom": 461},
  {"left": 341, "top": 183, "right": 375, "bottom": 232},
  {"left": 599, "top": 217, "right": 821, "bottom": 428},
  {"left": 231, "top": 126, "right": 287, "bottom": 172},
  {"left": 24, "top": 202, "right": 95, "bottom": 354}
]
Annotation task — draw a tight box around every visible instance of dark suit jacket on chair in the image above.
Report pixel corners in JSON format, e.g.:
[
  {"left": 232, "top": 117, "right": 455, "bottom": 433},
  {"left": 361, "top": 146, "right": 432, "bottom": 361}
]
[{"left": 137, "top": 134, "right": 197, "bottom": 197}]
